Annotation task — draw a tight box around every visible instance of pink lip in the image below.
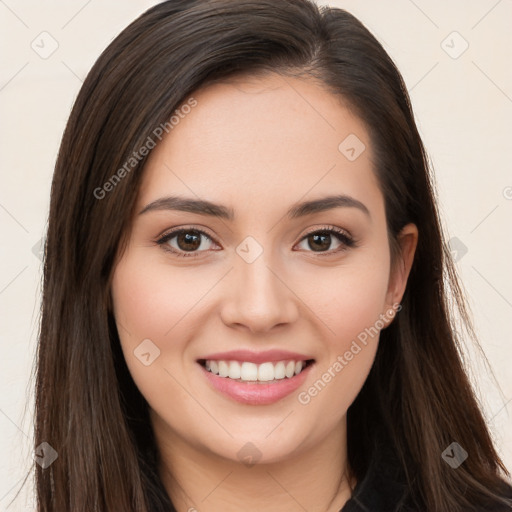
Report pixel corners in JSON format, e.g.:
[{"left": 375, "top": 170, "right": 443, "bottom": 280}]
[
  {"left": 197, "top": 349, "right": 313, "bottom": 364},
  {"left": 199, "top": 361, "right": 314, "bottom": 405}
]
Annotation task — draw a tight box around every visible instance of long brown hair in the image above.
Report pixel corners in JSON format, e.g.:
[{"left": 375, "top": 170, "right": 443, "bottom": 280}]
[{"left": 28, "top": 0, "right": 512, "bottom": 510}]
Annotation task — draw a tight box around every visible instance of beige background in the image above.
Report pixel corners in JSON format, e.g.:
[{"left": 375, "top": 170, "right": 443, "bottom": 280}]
[{"left": 1, "top": 0, "right": 511, "bottom": 509}]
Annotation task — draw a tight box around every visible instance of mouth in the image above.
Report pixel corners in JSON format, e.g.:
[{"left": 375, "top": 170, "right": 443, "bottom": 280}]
[
  {"left": 197, "top": 358, "right": 315, "bottom": 383},
  {"left": 197, "top": 356, "right": 316, "bottom": 405}
]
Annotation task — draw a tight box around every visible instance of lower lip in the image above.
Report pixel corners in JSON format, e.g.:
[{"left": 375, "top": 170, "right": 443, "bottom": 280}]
[{"left": 199, "top": 362, "right": 314, "bottom": 405}]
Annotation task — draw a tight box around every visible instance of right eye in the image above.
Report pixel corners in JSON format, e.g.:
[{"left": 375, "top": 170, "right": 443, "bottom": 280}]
[{"left": 156, "top": 228, "right": 220, "bottom": 258}]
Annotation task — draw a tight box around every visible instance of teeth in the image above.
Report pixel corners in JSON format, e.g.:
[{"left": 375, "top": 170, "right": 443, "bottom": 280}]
[
  {"left": 203, "top": 359, "right": 310, "bottom": 382},
  {"left": 218, "top": 360, "right": 229, "bottom": 377},
  {"left": 274, "top": 361, "right": 285, "bottom": 379},
  {"left": 285, "top": 361, "right": 295, "bottom": 378},
  {"left": 241, "top": 362, "right": 258, "bottom": 381},
  {"left": 228, "top": 361, "right": 241, "bottom": 379},
  {"left": 258, "top": 362, "right": 274, "bottom": 382}
]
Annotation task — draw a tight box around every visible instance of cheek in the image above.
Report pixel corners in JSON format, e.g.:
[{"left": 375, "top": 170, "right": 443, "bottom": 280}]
[
  {"left": 112, "top": 255, "right": 169, "bottom": 339},
  {"left": 295, "top": 261, "right": 387, "bottom": 420},
  {"left": 299, "top": 255, "right": 391, "bottom": 345},
  {"left": 111, "top": 252, "right": 214, "bottom": 343},
  {"left": 110, "top": 254, "right": 203, "bottom": 415}
]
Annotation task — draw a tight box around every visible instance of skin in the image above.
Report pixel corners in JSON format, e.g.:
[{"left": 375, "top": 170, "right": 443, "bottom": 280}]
[{"left": 111, "top": 73, "right": 418, "bottom": 512}]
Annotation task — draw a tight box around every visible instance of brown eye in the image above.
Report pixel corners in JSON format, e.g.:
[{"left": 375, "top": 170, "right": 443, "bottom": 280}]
[
  {"left": 156, "top": 228, "right": 218, "bottom": 257},
  {"left": 296, "top": 227, "right": 355, "bottom": 255},
  {"left": 175, "top": 231, "right": 202, "bottom": 251},
  {"left": 307, "top": 232, "right": 332, "bottom": 252}
]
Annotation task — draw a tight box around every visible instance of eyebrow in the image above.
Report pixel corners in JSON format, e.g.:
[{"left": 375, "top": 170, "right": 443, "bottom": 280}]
[{"left": 139, "top": 194, "right": 371, "bottom": 220}]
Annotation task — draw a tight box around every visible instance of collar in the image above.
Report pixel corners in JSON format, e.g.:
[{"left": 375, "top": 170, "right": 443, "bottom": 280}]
[{"left": 339, "top": 447, "right": 411, "bottom": 512}]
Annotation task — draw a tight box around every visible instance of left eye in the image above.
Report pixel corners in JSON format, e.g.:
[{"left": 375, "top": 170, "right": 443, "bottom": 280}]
[
  {"left": 156, "top": 228, "right": 217, "bottom": 257},
  {"left": 295, "top": 227, "right": 355, "bottom": 254},
  {"left": 156, "top": 226, "right": 356, "bottom": 258}
]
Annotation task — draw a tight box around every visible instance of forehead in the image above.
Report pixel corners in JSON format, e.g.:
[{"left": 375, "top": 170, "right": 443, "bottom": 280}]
[{"left": 138, "top": 73, "right": 383, "bottom": 218}]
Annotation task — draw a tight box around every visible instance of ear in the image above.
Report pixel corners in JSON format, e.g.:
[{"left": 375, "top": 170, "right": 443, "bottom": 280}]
[{"left": 382, "top": 223, "right": 418, "bottom": 326}]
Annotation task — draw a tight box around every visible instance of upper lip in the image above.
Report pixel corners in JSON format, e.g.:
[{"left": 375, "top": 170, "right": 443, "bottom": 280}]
[{"left": 197, "top": 349, "right": 315, "bottom": 364}]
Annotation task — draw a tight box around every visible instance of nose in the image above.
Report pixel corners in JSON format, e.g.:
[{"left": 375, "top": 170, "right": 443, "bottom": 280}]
[{"left": 220, "top": 253, "right": 300, "bottom": 334}]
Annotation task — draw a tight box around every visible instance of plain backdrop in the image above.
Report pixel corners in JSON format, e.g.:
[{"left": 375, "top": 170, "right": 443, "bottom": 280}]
[{"left": 1, "top": 0, "right": 511, "bottom": 509}]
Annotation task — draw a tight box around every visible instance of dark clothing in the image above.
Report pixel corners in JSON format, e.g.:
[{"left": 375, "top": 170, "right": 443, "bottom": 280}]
[
  {"left": 339, "top": 443, "right": 410, "bottom": 512},
  {"left": 339, "top": 447, "right": 512, "bottom": 512}
]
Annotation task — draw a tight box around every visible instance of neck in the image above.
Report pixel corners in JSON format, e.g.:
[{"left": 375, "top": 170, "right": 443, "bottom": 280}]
[{"left": 153, "top": 414, "right": 355, "bottom": 512}]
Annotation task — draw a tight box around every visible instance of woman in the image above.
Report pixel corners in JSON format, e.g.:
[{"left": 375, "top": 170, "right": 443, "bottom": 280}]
[{"left": 33, "top": 0, "right": 512, "bottom": 511}]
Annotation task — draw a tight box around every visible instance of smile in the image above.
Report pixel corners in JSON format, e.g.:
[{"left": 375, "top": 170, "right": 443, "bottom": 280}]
[
  {"left": 200, "top": 359, "right": 314, "bottom": 382},
  {"left": 197, "top": 358, "right": 315, "bottom": 405}
]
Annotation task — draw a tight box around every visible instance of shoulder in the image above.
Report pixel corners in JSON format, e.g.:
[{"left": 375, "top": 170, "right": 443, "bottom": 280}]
[
  {"left": 340, "top": 449, "right": 512, "bottom": 512},
  {"left": 340, "top": 448, "right": 412, "bottom": 512}
]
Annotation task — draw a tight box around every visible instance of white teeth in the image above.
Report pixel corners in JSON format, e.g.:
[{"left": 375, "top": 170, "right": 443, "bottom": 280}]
[
  {"left": 203, "top": 359, "right": 311, "bottom": 382},
  {"left": 258, "top": 362, "right": 275, "bottom": 382},
  {"left": 218, "top": 360, "right": 229, "bottom": 377},
  {"left": 240, "top": 362, "right": 258, "bottom": 381},
  {"left": 209, "top": 360, "right": 218, "bottom": 374},
  {"left": 274, "top": 361, "right": 286, "bottom": 379},
  {"left": 285, "top": 361, "right": 295, "bottom": 378},
  {"left": 228, "top": 361, "right": 241, "bottom": 379}
]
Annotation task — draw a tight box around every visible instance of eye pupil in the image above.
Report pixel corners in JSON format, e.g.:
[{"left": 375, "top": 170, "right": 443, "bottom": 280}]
[
  {"left": 177, "top": 231, "right": 201, "bottom": 251},
  {"left": 309, "top": 233, "right": 331, "bottom": 251}
]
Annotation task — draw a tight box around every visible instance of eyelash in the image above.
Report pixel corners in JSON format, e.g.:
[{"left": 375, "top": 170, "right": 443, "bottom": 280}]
[{"left": 155, "top": 225, "right": 357, "bottom": 258}]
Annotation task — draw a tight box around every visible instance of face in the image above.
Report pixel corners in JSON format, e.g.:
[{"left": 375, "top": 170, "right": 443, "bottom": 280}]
[{"left": 111, "top": 73, "right": 416, "bottom": 466}]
